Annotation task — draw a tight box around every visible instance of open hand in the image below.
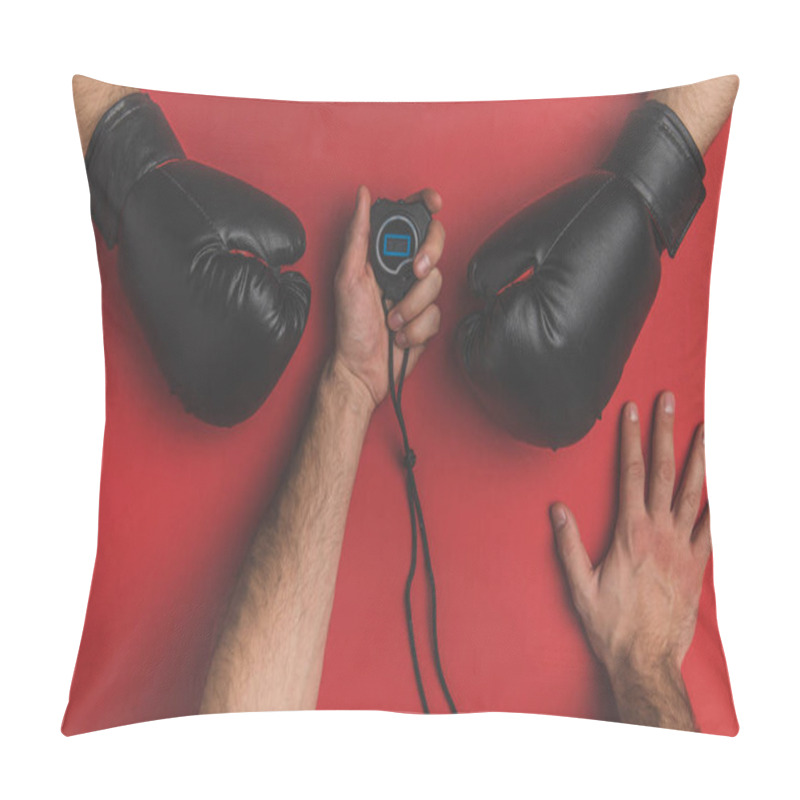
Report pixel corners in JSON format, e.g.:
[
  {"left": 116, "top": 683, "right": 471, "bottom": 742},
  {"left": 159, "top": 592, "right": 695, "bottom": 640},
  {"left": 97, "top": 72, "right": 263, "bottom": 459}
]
[{"left": 551, "top": 392, "right": 710, "bottom": 728}]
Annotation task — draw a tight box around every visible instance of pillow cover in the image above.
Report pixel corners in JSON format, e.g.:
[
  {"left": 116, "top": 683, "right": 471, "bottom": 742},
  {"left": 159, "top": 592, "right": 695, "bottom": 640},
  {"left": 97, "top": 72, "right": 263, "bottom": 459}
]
[{"left": 64, "top": 77, "right": 737, "bottom": 735}]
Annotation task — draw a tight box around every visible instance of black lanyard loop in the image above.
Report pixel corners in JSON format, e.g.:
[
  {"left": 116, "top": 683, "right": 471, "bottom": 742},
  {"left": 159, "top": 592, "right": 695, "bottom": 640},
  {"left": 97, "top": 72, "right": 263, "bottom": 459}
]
[{"left": 382, "top": 296, "right": 457, "bottom": 714}]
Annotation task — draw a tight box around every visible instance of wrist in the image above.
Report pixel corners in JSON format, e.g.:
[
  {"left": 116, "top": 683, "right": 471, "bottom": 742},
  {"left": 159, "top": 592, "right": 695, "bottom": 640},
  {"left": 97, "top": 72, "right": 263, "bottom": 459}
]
[
  {"left": 73, "top": 75, "right": 139, "bottom": 155},
  {"left": 602, "top": 100, "right": 705, "bottom": 257},
  {"left": 322, "top": 357, "right": 376, "bottom": 423},
  {"left": 646, "top": 87, "right": 702, "bottom": 147},
  {"left": 647, "top": 75, "right": 739, "bottom": 155},
  {"left": 608, "top": 651, "right": 683, "bottom": 696},
  {"left": 607, "top": 652, "right": 695, "bottom": 731}
]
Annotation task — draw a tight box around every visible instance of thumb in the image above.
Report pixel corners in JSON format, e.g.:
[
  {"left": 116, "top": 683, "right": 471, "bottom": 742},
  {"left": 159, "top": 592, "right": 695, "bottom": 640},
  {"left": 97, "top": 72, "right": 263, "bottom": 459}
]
[
  {"left": 339, "top": 185, "right": 371, "bottom": 281},
  {"left": 551, "top": 503, "right": 594, "bottom": 604}
]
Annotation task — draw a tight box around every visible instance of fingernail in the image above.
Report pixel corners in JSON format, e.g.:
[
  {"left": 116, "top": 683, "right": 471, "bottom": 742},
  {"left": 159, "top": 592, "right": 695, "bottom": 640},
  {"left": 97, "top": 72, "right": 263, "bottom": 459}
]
[
  {"left": 388, "top": 310, "right": 404, "bottom": 331},
  {"left": 628, "top": 403, "right": 638, "bottom": 422},
  {"left": 663, "top": 392, "right": 675, "bottom": 415},
  {"left": 416, "top": 253, "right": 431, "bottom": 277},
  {"left": 395, "top": 331, "right": 408, "bottom": 348},
  {"left": 700, "top": 423, "right": 705, "bottom": 444},
  {"left": 550, "top": 504, "right": 567, "bottom": 530}
]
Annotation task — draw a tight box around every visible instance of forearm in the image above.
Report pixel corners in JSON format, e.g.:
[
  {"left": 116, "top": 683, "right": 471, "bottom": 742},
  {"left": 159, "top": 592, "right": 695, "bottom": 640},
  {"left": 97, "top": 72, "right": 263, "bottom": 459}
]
[
  {"left": 608, "top": 658, "right": 696, "bottom": 732},
  {"left": 648, "top": 75, "right": 739, "bottom": 154},
  {"left": 72, "top": 75, "right": 139, "bottom": 155},
  {"left": 201, "top": 359, "right": 373, "bottom": 713}
]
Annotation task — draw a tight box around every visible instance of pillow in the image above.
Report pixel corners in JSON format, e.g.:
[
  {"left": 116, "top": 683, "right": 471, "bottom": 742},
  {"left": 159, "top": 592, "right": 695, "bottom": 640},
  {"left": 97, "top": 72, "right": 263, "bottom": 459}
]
[{"left": 63, "top": 77, "right": 737, "bottom": 735}]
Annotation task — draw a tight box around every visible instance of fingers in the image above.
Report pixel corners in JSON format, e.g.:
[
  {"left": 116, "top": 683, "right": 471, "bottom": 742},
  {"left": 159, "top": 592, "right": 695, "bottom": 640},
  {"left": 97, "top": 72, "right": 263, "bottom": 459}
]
[
  {"left": 551, "top": 503, "right": 594, "bottom": 607},
  {"left": 384, "top": 186, "right": 445, "bottom": 341},
  {"left": 388, "top": 267, "right": 442, "bottom": 331},
  {"left": 414, "top": 219, "right": 445, "bottom": 279},
  {"left": 673, "top": 424, "right": 706, "bottom": 530},
  {"left": 692, "top": 505, "right": 712, "bottom": 565},
  {"left": 404, "top": 187, "right": 443, "bottom": 215},
  {"left": 647, "top": 391, "right": 676, "bottom": 515},
  {"left": 619, "top": 402, "right": 646, "bottom": 516},
  {"left": 403, "top": 188, "right": 444, "bottom": 279},
  {"left": 395, "top": 304, "right": 441, "bottom": 349},
  {"left": 402, "top": 341, "right": 429, "bottom": 378},
  {"left": 338, "top": 186, "right": 371, "bottom": 282}
]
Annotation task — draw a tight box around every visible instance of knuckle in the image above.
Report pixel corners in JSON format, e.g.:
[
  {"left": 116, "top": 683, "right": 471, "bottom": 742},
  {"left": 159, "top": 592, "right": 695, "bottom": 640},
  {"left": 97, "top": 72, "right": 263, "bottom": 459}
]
[
  {"left": 680, "top": 489, "right": 701, "bottom": 512},
  {"left": 625, "top": 528, "right": 652, "bottom": 560},
  {"left": 411, "top": 309, "right": 440, "bottom": 344},
  {"left": 655, "top": 459, "right": 675, "bottom": 483},
  {"left": 620, "top": 511, "right": 646, "bottom": 538},
  {"left": 393, "top": 298, "right": 411, "bottom": 320},
  {"left": 624, "top": 460, "right": 646, "bottom": 482}
]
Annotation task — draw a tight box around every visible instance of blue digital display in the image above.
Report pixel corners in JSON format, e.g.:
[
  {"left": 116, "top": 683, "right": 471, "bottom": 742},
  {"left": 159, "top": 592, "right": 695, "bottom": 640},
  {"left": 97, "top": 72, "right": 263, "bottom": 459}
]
[{"left": 383, "top": 233, "right": 411, "bottom": 258}]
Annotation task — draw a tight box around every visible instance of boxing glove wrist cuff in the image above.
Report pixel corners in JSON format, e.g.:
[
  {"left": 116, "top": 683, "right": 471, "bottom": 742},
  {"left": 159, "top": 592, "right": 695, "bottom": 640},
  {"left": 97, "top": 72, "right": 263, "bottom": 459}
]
[
  {"left": 85, "top": 92, "right": 185, "bottom": 248},
  {"left": 602, "top": 100, "right": 706, "bottom": 257}
]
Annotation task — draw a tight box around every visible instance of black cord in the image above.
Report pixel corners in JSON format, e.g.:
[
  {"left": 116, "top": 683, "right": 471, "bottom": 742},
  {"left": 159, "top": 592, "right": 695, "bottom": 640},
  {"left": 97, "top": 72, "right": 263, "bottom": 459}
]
[{"left": 383, "top": 297, "right": 457, "bottom": 714}]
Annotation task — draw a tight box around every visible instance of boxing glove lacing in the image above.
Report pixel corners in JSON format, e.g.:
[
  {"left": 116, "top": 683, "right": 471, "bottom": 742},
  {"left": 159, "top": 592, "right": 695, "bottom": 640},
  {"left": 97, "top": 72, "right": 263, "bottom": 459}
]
[{"left": 381, "top": 296, "right": 457, "bottom": 714}]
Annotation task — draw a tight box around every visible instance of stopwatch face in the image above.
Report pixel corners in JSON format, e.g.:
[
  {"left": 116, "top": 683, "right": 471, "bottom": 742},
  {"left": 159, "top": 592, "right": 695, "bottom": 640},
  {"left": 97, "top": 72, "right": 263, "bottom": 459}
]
[{"left": 375, "top": 214, "right": 419, "bottom": 276}]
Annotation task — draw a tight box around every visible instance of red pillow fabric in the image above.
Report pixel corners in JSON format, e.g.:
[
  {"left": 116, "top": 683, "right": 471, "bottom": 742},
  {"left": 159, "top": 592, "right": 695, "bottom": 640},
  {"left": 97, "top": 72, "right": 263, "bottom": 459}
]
[{"left": 63, "top": 87, "right": 736, "bottom": 735}]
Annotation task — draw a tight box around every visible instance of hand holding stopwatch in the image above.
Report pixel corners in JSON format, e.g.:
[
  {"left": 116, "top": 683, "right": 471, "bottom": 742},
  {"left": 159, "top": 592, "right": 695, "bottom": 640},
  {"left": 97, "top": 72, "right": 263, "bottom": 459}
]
[{"left": 369, "top": 198, "right": 432, "bottom": 302}]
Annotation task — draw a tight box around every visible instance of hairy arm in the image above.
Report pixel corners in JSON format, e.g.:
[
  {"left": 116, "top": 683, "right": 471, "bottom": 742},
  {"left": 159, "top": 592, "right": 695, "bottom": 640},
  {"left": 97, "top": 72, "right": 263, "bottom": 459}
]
[
  {"left": 201, "top": 185, "right": 444, "bottom": 712},
  {"left": 72, "top": 75, "right": 138, "bottom": 155},
  {"left": 201, "top": 362, "right": 372, "bottom": 711},
  {"left": 608, "top": 656, "right": 696, "bottom": 730},
  {"left": 648, "top": 74, "right": 739, "bottom": 154}
]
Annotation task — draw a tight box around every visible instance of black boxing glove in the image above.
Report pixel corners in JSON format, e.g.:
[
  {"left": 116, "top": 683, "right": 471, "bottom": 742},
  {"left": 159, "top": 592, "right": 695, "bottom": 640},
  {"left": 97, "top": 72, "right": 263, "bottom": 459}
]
[
  {"left": 85, "top": 92, "right": 310, "bottom": 426},
  {"left": 457, "top": 101, "right": 705, "bottom": 448}
]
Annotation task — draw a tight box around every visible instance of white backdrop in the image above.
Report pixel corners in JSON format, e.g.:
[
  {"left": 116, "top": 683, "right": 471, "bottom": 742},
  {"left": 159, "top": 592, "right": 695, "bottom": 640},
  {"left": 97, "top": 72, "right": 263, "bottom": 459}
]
[{"left": 2, "top": 1, "right": 797, "bottom": 796}]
